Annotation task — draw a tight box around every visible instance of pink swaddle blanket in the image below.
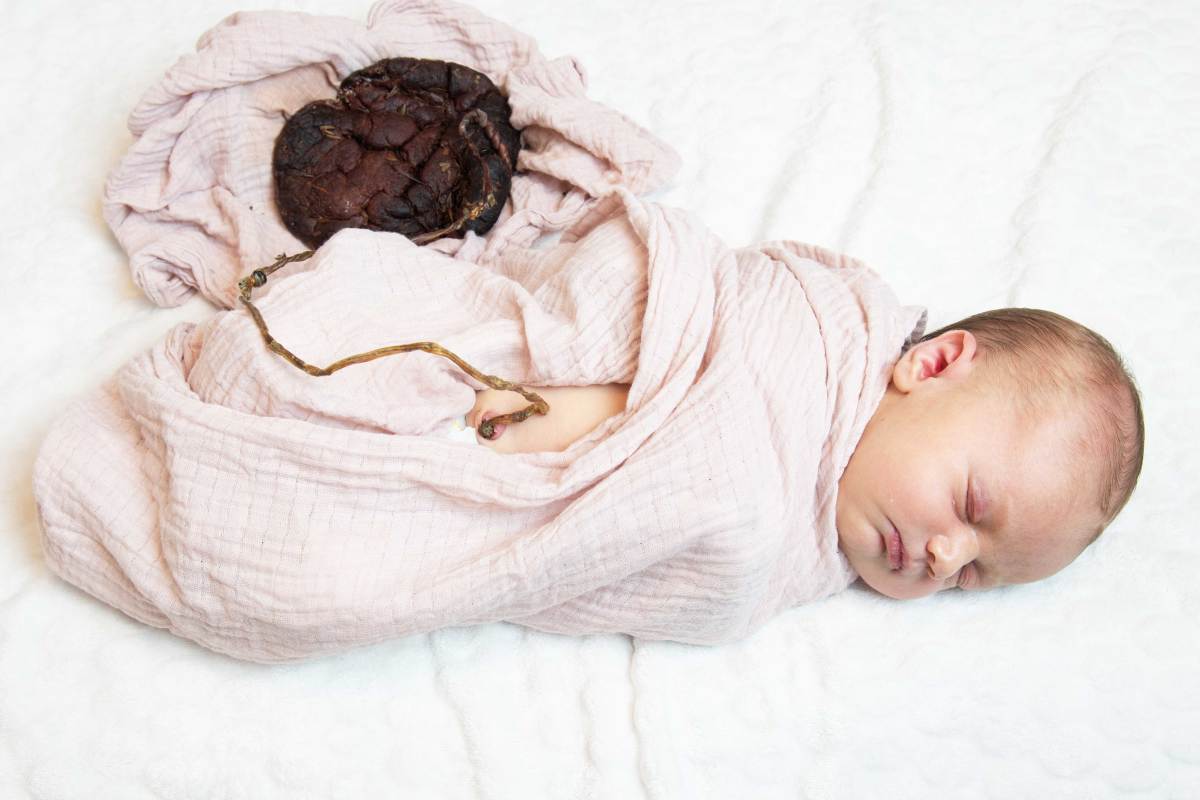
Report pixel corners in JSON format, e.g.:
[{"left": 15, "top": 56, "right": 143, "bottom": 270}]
[
  {"left": 103, "top": 0, "right": 680, "bottom": 308},
  {"left": 38, "top": 0, "right": 926, "bottom": 662},
  {"left": 34, "top": 188, "right": 925, "bottom": 663}
]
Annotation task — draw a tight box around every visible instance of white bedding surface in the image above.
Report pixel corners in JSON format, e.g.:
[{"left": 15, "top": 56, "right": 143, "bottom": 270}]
[{"left": 2, "top": 0, "right": 1197, "bottom": 797}]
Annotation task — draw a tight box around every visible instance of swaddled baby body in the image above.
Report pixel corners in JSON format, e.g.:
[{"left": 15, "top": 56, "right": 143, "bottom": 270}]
[{"left": 474, "top": 308, "right": 1144, "bottom": 602}]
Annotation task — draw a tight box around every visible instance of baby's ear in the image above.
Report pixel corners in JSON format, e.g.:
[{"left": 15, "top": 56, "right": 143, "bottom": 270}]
[{"left": 892, "top": 330, "right": 977, "bottom": 392}]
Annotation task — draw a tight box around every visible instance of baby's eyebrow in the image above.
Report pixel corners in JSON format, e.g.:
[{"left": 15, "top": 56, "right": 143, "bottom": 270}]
[{"left": 977, "top": 477, "right": 1009, "bottom": 534}]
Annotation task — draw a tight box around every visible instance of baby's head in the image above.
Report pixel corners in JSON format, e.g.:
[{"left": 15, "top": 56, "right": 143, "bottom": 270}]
[{"left": 836, "top": 308, "right": 1144, "bottom": 600}]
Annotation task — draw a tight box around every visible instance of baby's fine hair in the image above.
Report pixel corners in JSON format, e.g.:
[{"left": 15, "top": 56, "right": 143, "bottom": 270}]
[{"left": 919, "top": 308, "right": 1144, "bottom": 531}]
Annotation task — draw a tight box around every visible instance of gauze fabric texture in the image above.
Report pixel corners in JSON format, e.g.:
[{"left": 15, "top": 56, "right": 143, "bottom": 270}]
[
  {"left": 102, "top": 0, "right": 681, "bottom": 309},
  {"left": 34, "top": 188, "right": 926, "bottom": 663}
]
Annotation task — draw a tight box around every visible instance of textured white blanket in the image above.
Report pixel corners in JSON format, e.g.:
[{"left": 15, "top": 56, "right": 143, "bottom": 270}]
[{"left": 6, "top": 0, "right": 1195, "bottom": 796}]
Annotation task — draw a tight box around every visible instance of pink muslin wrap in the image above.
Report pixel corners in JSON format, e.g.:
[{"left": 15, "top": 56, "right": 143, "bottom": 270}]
[
  {"left": 34, "top": 188, "right": 925, "bottom": 662},
  {"left": 40, "top": 0, "right": 926, "bottom": 662},
  {"left": 103, "top": 0, "right": 681, "bottom": 308}
]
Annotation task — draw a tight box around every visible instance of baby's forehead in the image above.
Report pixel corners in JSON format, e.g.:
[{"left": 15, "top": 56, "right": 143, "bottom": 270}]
[{"left": 974, "top": 434, "right": 1101, "bottom": 585}]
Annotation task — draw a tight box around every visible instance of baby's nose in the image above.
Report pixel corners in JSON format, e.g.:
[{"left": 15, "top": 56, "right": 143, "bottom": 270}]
[{"left": 927, "top": 531, "right": 977, "bottom": 578}]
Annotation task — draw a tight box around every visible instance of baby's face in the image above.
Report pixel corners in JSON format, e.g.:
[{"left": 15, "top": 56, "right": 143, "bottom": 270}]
[{"left": 835, "top": 332, "right": 1104, "bottom": 600}]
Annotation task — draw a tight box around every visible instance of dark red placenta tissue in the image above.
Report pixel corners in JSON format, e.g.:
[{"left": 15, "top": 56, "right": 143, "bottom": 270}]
[{"left": 273, "top": 57, "right": 521, "bottom": 249}]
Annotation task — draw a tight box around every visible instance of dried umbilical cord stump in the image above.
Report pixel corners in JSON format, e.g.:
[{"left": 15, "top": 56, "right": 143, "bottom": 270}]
[
  {"left": 236, "top": 252, "right": 547, "bottom": 440},
  {"left": 274, "top": 57, "right": 522, "bottom": 249}
]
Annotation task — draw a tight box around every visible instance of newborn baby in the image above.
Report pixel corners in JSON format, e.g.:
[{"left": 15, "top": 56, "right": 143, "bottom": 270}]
[
  {"left": 469, "top": 307, "right": 1145, "bottom": 601},
  {"left": 32, "top": 190, "right": 1146, "bottom": 661}
]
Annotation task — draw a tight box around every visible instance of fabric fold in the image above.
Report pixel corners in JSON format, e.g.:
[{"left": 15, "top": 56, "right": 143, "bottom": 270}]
[{"left": 103, "top": 0, "right": 682, "bottom": 308}]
